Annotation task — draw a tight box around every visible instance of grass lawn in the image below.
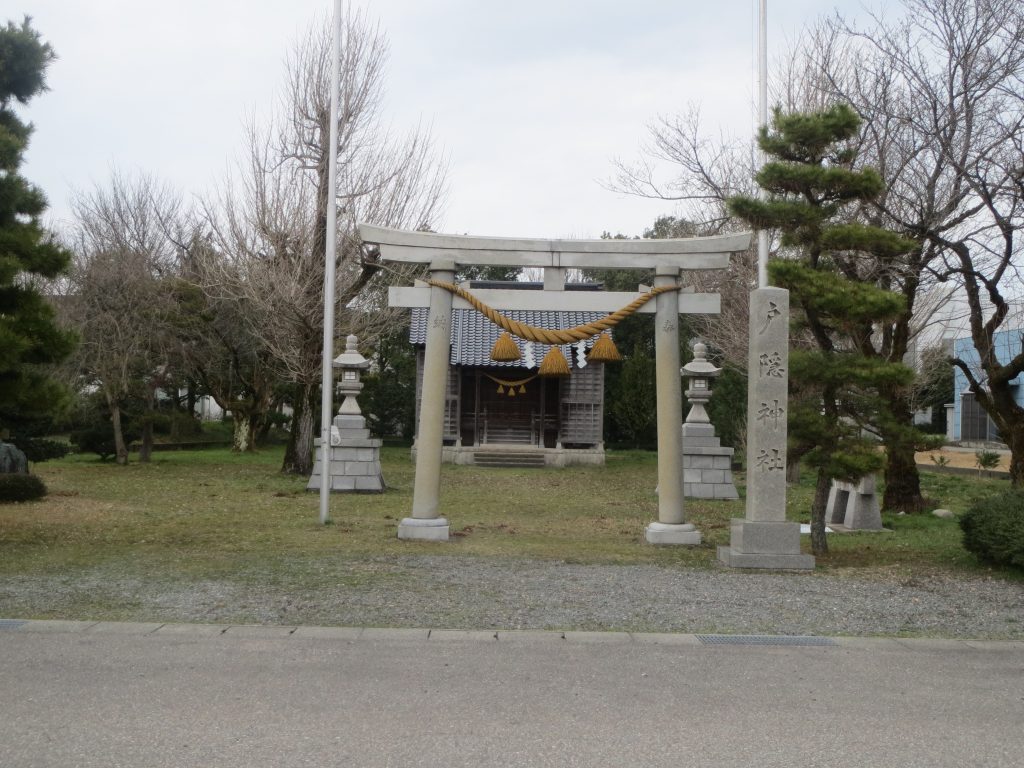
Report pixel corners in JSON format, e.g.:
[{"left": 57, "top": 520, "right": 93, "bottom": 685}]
[{"left": 0, "top": 446, "right": 1018, "bottom": 622}]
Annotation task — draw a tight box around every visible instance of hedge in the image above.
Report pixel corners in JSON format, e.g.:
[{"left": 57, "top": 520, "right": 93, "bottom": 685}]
[
  {"left": 0, "top": 473, "right": 48, "bottom": 503},
  {"left": 959, "top": 490, "right": 1024, "bottom": 569}
]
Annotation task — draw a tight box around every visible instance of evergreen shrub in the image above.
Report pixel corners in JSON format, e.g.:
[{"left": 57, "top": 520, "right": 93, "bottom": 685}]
[
  {"left": 168, "top": 411, "right": 203, "bottom": 438},
  {"left": 70, "top": 423, "right": 135, "bottom": 461},
  {"left": 0, "top": 473, "right": 47, "bottom": 502},
  {"left": 13, "top": 437, "right": 71, "bottom": 463},
  {"left": 959, "top": 490, "right": 1024, "bottom": 569}
]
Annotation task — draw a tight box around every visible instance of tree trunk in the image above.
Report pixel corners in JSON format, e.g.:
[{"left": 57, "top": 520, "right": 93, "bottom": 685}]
[
  {"left": 138, "top": 384, "right": 156, "bottom": 463},
  {"left": 231, "top": 411, "right": 256, "bottom": 453},
  {"left": 138, "top": 417, "right": 154, "bottom": 463},
  {"left": 282, "top": 382, "right": 318, "bottom": 475},
  {"left": 109, "top": 402, "right": 129, "bottom": 466},
  {"left": 1011, "top": 452, "right": 1024, "bottom": 487},
  {"left": 809, "top": 468, "right": 831, "bottom": 556},
  {"left": 255, "top": 408, "right": 275, "bottom": 447},
  {"left": 882, "top": 440, "right": 924, "bottom": 512},
  {"left": 1005, "top": 425, "right": 1024, "bottom": 487},
  {"left": 983, "top": 385, "right": 1024, "bottom": 488},
  {"left": 281, "top": 387, "right": 305, "bottom": 472},
  {"left": 879, "top": 388, "right": 926, "bottom": 512}
]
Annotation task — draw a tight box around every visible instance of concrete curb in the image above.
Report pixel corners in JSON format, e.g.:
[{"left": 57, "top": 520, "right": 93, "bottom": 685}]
[{"left": 2, "top": 619, "right": 1022, "bottom": 651}]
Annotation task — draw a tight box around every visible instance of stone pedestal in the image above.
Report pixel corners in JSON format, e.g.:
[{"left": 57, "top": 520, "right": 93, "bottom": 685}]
[
  {"left": 645, "top": 521, "right": 702, "bottom": 545},
  {"left": 825, "top": 475, "right": 883, "bottom": 530},
  {"left": 718, "top": 287, "right": 813, "bottom": 570},
  {"left": 397, "top": 516, "right": 450, "bottom": 541},
  {"left": 307, "top": 413, "right": 384, "bottom": 493},
  {"left": 717, "top": 518, "right": 815, "bottom": 569},
  {"left": 682, "top": 424, "right": 739, "bottom": 500}
]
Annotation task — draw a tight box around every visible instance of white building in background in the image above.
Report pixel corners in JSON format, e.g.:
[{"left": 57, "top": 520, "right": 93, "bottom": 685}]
[{"left": 194, "top": 395, "right": 226, "bottom": 422}]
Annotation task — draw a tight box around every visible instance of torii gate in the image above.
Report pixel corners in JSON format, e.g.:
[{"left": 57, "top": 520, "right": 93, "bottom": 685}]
[{"left": 359, "top": 223, "right": 751, "bottom": 544}]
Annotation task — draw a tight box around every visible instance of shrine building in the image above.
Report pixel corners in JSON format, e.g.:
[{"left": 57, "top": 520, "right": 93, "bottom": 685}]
[{"left": 409, "top": 280, "right": 606, "bottom": 467}]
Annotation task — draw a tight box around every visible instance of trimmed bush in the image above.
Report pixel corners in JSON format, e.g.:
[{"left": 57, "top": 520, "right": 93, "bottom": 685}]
[
  {"left": 166, "top": 411, "right": 203, "bottom": 439},
  {"left": 0, "top": 473, "right": 47, "bottom": 502},
  {"left": 13, "top": 437, "right": 71, "bottom": 463},
  {"left": 70, "top": 424, "right": 118, "bottom": 460},
  {"left": 960, "top": 490, "right": 1024, "bottom": 569}
]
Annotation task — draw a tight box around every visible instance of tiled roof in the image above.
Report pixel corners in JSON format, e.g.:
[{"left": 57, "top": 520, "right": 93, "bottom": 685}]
[{"left": 410, "top": 308, "right": 605, "bottom": 369}]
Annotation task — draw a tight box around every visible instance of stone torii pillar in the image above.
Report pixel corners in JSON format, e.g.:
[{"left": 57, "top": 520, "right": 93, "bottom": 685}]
[
  {"left": 360, "top": 224, "right": 751, "bottom": 543},
  {"left": 402, "top": 260, "right": 455, "bottom": 541},
  {"left": 644, "top": 267, "right": 700, "bottom": 544}
]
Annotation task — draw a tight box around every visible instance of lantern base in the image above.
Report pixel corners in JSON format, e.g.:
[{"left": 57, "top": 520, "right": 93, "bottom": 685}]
[
  {"left": 307, "top": 441, "right": 385, "bottom": 493},
  {"left": 308, "top": 410, "right": 385, "bottom": 493}
]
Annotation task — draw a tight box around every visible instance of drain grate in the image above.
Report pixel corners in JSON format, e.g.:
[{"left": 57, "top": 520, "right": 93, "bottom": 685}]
[
  {"left": 696, "top": 634, "right": 837, "bottom": 647},
  {"left": 0, "top": 619, "right": 27, "bottom": 631}
]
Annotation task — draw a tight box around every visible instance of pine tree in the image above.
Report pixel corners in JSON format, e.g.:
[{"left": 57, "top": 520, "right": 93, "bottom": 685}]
[
  {"left": 0, "top": 18, "right": 75, "bottom": 437},
  {"left": 728, "top": 104, "right": 916, "bottom": 555}
]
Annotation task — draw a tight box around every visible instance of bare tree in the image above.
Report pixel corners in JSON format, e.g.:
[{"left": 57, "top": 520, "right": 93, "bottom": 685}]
[
  {"left": 611, "top": 126, "right": 761, "bottom": 380},
  {"left": 203, "top": 5, "right": 446, "bottom": 475},
  {"left": 167, "top": 233, "right": 281, "bottom": 453},
  {"left": 810, "top": 0, "right": 1024, "bottom": 487},
  {"left": 611, "top": 106, "right": 755, "bottom": 234},
  {"left": 611, "top": 0, "right": 1024, "bottom": 505},
  {"left": 65, "top": 172, "right": 181, "bottom": 464}
]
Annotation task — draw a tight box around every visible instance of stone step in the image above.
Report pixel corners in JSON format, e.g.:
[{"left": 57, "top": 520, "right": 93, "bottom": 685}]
[
  {"left": 473, "top": 451, "right": 546, "bottom": 468},
  {"left": 483, "top": 431, "right": 533, "bottom": 444}
]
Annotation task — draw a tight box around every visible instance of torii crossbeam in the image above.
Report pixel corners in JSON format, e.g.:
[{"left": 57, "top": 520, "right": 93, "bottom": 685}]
[{"left": 359, "top": 224, "right": 751, "bottom": 544}]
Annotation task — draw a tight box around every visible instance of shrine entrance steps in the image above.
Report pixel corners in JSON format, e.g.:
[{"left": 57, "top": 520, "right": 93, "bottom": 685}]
[
  {"left": 415, "top": 443, "right": 605, "bottom": 468},
  {"left": 473, "top": 447, "right": 547, "bottom": 468}
]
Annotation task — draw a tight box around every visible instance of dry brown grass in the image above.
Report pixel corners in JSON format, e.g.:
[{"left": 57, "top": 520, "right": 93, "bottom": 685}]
[{"left": 0, "top": 446, "right": 1015, "bottom": 624}]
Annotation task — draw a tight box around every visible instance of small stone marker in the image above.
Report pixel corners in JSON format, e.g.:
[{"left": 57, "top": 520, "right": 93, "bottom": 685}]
[
  {"left": 931, "top": 508, "right": 954, "bottom": 520},
  {"left": 718, "top": 288, "right": 814, "bottom": 570},
  {"left": 824, "top": 475, "right": 883, "bottom": 530}
]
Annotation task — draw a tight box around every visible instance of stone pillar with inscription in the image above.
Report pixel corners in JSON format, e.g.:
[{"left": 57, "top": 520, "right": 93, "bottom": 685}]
[
  {"left": 399, "top": 260, "right": 454, "bottom": 541},
  {"left": 718, "top": 288, "right": 814, "bottom": 569}
]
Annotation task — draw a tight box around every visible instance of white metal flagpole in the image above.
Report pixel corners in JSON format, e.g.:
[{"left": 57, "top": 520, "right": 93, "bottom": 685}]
[
  {"left": 319, "top": 0, "right": 343, "bottom": 525},
  {"left": 757, "top": 0, "right": 769, "bottom": 288}
]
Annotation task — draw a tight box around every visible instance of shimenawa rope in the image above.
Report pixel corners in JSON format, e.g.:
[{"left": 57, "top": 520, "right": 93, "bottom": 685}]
[{"left": 425, "top": 280, "right": 680, "bottom": 345}]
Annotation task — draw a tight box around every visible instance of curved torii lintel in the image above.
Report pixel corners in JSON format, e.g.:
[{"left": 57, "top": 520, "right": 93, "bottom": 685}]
[{"left": 358, "top": 223, "right": 751, "bottom": 271}]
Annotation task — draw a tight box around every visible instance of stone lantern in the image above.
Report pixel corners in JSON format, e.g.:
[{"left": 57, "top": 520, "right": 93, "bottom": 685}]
[
  {"left": 679, "top": 342, "right": 738, "bottom": 500},
  {"left": 334, "top": 334, "right": 370, "bottom": 421},
  {"left": 681, "top": 342, "right": 720, "bottom": 425},
  {"left": 307, "top": 335, "right": 385, "bottom": 493}
]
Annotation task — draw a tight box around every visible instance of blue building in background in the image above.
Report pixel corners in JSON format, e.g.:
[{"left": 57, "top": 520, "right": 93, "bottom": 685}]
[{"left": 952, "top": 329, "right": 1023, "bottom": 442}]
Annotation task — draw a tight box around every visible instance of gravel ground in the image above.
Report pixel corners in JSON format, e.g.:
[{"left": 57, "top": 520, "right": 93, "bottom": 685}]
[{"left": 3, "top": 556, "right": 1022, "bottom": 638}]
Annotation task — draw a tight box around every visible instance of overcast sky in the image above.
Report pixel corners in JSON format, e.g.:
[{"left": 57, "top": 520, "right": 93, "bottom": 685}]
[{"left": 18, "top": 0, "right": 870, "bottom": 240}]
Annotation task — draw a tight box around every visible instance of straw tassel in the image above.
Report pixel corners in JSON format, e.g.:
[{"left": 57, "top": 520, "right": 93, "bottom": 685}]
[
  {"left": 490, "top": 332, "right": 521, "bottom": 362},
  {"left": 538, "top": 346, "right": 571, "bottom": 377},
  {"left": 587, "top": 332, "right": 621, "bottom": 363}
]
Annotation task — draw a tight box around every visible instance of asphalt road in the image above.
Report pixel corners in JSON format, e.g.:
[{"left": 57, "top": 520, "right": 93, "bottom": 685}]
[{"left": 1, "top": 621, "right": 1022, "bottom": 768}]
